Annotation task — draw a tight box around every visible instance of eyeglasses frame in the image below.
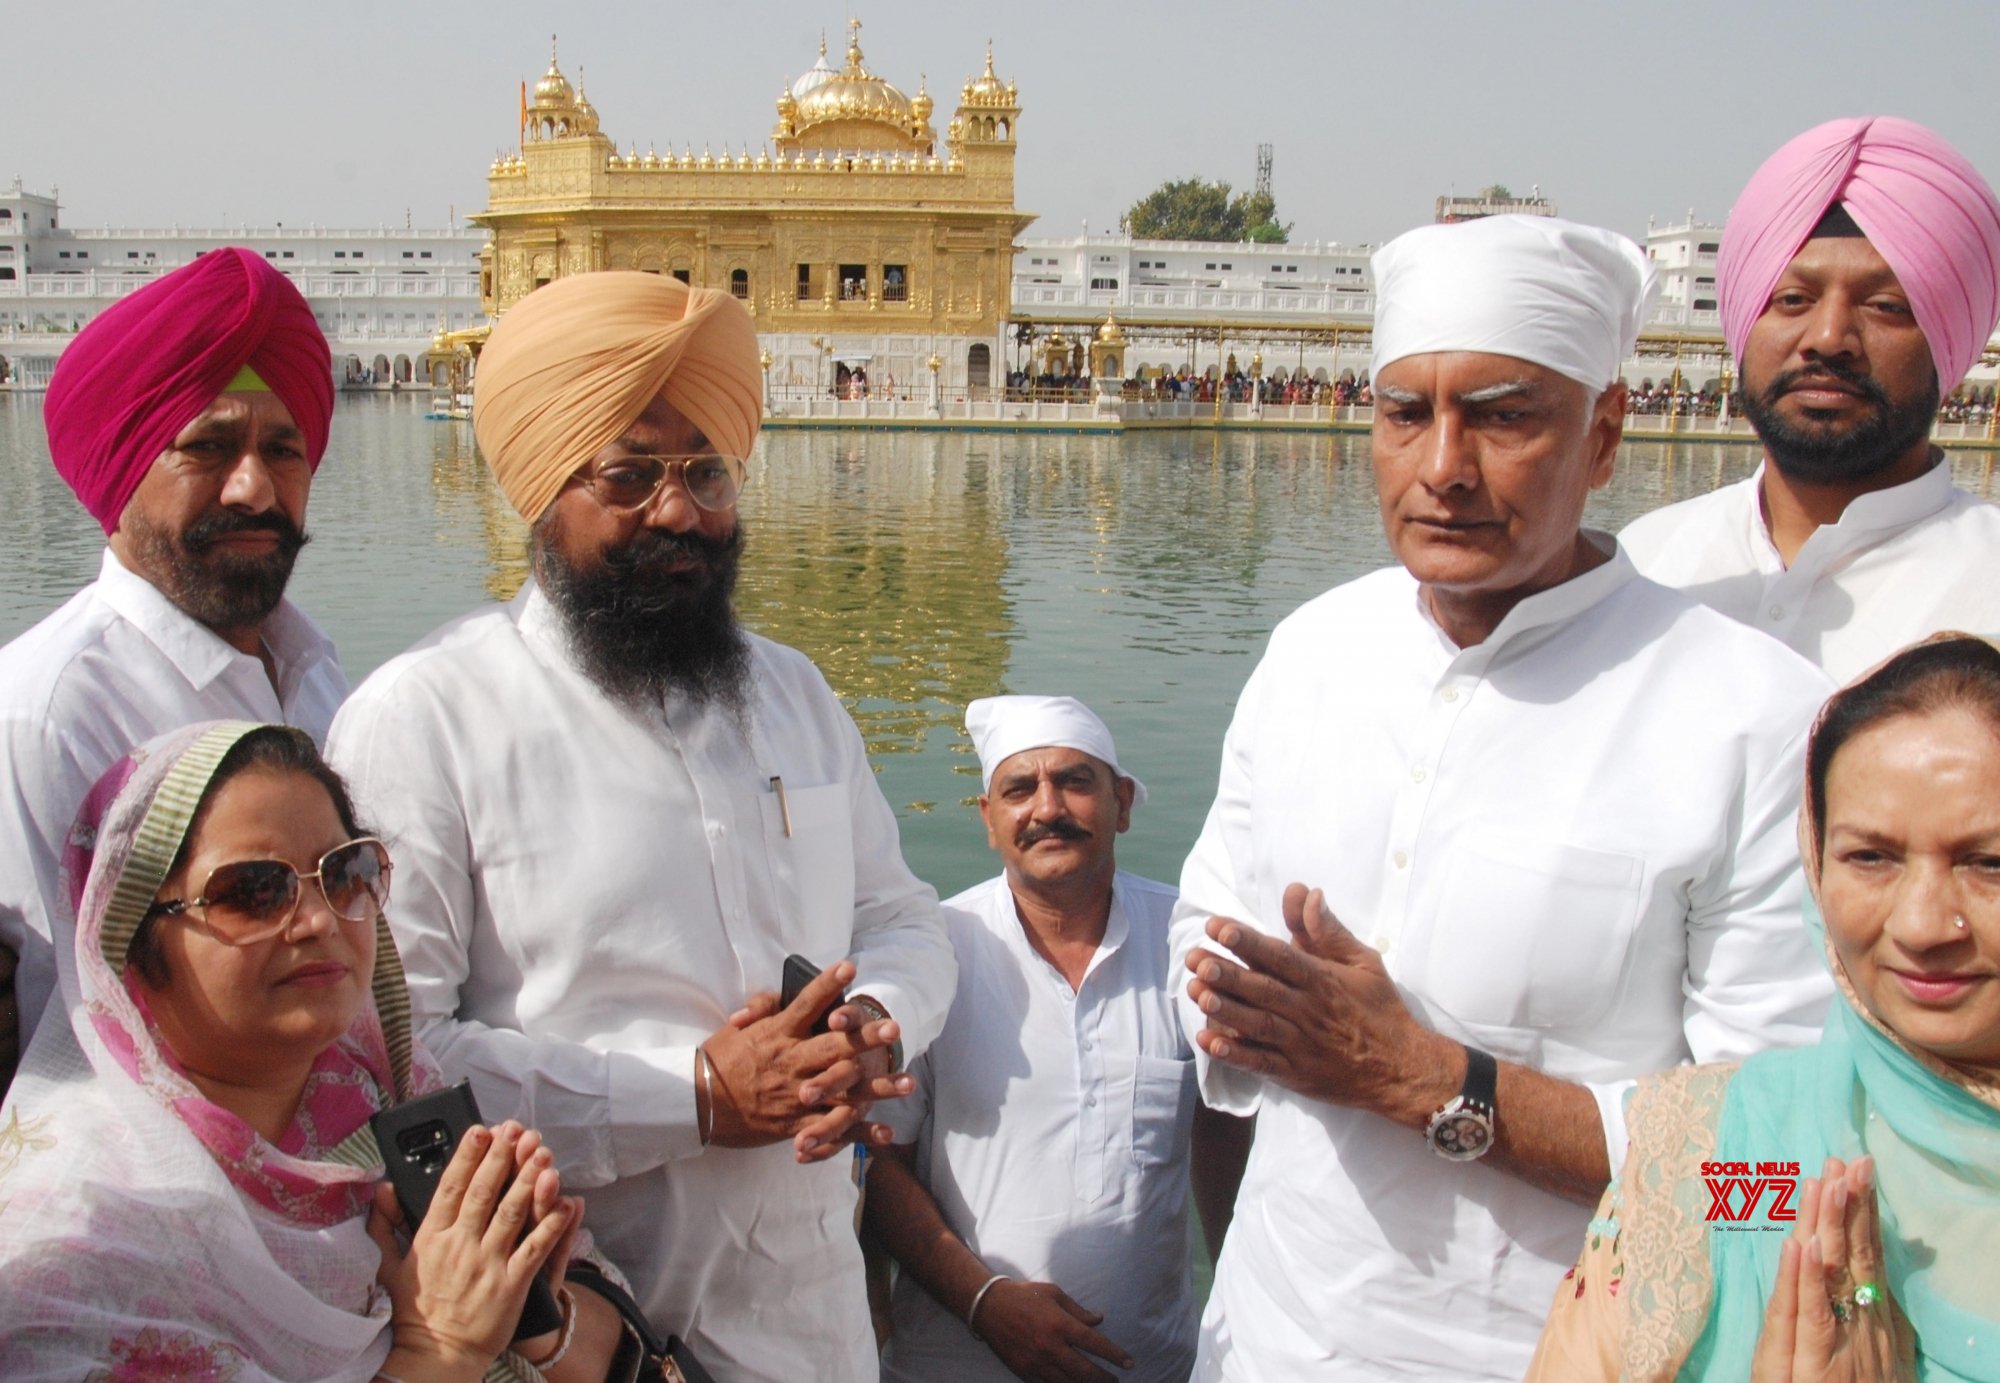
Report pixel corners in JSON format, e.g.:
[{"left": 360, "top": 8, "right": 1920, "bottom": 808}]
[{"left": 143, "top": 836, "right": 394, "bottom": 946}]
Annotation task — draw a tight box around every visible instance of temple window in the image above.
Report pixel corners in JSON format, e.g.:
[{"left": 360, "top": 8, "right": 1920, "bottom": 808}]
[
  {"left": 797, "top": 263, "right": 815, "bottom": 301},
  {"left": 731, "top": 269, "right": 749, "bottom": 300},
  {"left": 839, "top": 263, "right": 867, "bottom": 300},
  {"left": 883, "top": 265, "right": 907, "bottom": 302}
]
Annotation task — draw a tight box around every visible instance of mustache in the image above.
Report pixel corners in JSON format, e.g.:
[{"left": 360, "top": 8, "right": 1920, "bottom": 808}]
[
  {"left": 1763, "top": 360, "right": 1890, "bottom": 409},
  {"left": 603, "top": 525, "right": 741, "bottom": 575},
  {"left": 180, "top": 508, "right": 308, "bottom": 556},
  {"left": 1018, "top": 818, "right": 1091, "bottom": 847}
]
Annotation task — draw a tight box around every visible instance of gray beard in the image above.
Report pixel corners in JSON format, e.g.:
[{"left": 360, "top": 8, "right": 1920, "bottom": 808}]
[{"left": 532, "top": 515, "right": 753, "bottom": 714}]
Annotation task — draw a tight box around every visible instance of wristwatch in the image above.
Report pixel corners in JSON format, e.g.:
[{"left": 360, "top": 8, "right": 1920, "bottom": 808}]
[
  {"left": 847, "top": 994, "right": 904, "bottom": 1074},
  {"left": 1424, "top": 1045, "right": 1497, "bottom": 1161}
]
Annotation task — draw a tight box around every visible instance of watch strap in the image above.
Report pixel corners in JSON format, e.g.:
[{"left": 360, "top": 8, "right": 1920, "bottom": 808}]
[{"left": 1461, "top": 1045, "right": 1497, "bottom": 1114}]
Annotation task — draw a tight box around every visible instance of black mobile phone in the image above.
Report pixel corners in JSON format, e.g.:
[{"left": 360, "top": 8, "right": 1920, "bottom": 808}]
[
  {"left": 781, "top": 952, "right": 838, "bottom": 1034},
  {"left": 369, "top": 1082, "right": 563, "bottom": 1340}
]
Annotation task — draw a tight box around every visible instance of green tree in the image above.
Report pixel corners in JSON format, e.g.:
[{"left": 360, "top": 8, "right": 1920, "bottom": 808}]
[
  {"left": 1124, "top": 177, "right": 1239, "bottom": 240},
  {"left": 1122, "top": 178, "right": 1292, "bottom": 243}
]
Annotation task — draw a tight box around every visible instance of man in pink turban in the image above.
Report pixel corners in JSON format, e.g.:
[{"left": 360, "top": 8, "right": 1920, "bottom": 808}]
[
  {"left": 327, "top": 271, "right": 954, "bottom": 1380},
  {"left": 1625, "top": 117, "right": 2000, "bottom": 680},
  {"left": 0, "top": 247, "right": 347, "bottom": 1092}
]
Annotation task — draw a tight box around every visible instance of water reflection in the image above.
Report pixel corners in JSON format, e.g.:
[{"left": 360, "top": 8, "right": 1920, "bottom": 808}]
[{"left": 1, "top": 393, "right": 1992, "bottom": 898}]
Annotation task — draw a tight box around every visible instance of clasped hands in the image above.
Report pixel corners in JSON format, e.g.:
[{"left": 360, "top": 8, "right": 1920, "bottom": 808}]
[
  {"left": 1184, "top": 881, "right": 1449, "bottom": 1118},
  {"left": 703, "top": 958, "right": 912, "bottom": 1164},
  {"left": 1751, "top": 1155, "right": 1915, "bottom": 1383}
]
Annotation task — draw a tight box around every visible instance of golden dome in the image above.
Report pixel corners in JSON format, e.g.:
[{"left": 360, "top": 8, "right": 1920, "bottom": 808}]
[
  {"left": 962, "top": 44, "right": 1011, "bottom": 105},
  {"left": 792, "top": 19, "right": 914, "bottom": 128},
  {"left": 910, "top": 76, "right": 933, "bottom": 123},
  {"left": 532, "top": 37, "right": 574, "bottom": 109}
]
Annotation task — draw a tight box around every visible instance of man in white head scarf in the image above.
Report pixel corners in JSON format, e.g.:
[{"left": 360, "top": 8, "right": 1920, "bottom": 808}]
[
  {"left": 1169, "top": 215, "right": 1836, "bottom": 1381},
  {"left": 867, "top": 695, "right": 1249, "bottom": 1383}
]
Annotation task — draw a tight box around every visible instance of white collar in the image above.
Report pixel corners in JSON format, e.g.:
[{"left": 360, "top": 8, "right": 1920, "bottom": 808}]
[
  {"left": 91, "top": 549, "right": 330, "bottom": 692},
  {"left": 1414, "top": 531, "right": 1637, "bottom": 655},
  {"left": 1751, "top": 456, "right": 1958, "bottom": 563}
]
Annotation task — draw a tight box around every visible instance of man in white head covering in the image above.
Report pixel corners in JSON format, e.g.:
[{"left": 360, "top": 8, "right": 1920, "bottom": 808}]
[
  {"left": 866, "top": 695, "right": 1249, "bottom": 1383},
  {"left": 1169, "top": 215, "right": 1835, "bottom": 1381}
]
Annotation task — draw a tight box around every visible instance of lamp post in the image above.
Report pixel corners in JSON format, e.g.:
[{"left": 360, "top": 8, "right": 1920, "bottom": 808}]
[
  {"left": 927, "top": 351, "right": 943, "bottom": 418},
  {"left": 1250, "top": 350, "right": 1264, "bottom": 417},
  {"left": 758, "top": 348, "right": 772, "bottom": 414}
]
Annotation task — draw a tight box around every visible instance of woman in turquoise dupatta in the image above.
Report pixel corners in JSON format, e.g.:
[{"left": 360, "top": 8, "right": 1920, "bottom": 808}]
[{"left": 1530, "top": 634, "right": 2000, "bottom": 1382}]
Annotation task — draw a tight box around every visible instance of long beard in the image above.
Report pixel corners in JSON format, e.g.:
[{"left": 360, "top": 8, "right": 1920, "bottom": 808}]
[
  {"left": 1740, "top": 360, "right": 1939, "bottom": 485},
  {"left": 534, "top": 515, "right": 753, "bottom": 712},
  {"left": 121, "top": 508, "right": 308, "bottom": 633}
]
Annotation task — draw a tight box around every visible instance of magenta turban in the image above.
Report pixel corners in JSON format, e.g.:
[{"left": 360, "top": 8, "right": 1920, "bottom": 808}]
[
  {"left": 1719, "top": 116, "right": 2000, "bottom": 392},
  {"left": 45, "top": 247, "right": 335, "bottom": 533}
]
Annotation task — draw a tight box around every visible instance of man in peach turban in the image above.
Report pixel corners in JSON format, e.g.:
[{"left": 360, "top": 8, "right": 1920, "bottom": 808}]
[
  {"left": 1624, "top": 117, "right": 2000, "bottom": 680},
  {"left": 0, "top": 247, "right": 347, "bottom": 1093},
  {"left": 328, "top": 272, "right": 955, "bottom": 1380}
]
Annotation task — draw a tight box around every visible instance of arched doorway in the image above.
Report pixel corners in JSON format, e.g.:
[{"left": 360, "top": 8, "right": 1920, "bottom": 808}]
[{"left": 967, "top": 343, "right": 992, "bottom": 398}]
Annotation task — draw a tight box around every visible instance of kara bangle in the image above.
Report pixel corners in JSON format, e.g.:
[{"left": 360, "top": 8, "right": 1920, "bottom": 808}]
[
  {"left": 519, "top": 1284, "right": 577, "bottom": 1371},
  {"left": 966, "top": 1272, "right": 1010, "bottom": 1340},
  {"left": 696, "top": 1047, "right": 715, "bottom": 1147}
]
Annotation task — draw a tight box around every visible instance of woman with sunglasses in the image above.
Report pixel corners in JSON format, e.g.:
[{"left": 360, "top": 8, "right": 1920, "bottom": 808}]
[{"left": 0, "top": 721, "right": 633, "bottom": 1381}]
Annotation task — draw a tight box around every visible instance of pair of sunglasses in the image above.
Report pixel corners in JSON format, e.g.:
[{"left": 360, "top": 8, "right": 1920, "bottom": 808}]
[{"left": 145, "top": 837, "right": 393, "bottom": 945}]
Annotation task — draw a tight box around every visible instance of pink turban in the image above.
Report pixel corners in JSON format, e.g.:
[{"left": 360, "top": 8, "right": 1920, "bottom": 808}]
[
  {"left": 1719, "top": 116, "right": 2000, "bottom": 391},
  {"left": 44, "top": 247, "right": 335, "bottom": 533},
  {"left": 472, "top": 272, "right": 763, "bottom": 523}
]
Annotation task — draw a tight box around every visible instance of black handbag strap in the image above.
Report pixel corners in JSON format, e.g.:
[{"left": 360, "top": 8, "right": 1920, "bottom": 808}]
[{"left": 564, "top": 1263, "right": 717, "bottom": 1383}]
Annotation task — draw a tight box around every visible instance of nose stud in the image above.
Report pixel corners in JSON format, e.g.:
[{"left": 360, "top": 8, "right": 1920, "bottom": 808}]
[{"left": 1954, "top": 915, "right": 1969, "bottom": 932}]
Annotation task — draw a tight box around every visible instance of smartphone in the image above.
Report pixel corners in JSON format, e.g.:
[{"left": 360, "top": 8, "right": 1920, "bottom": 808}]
[
  {"left": 369, "top": 1082, "right": 563, "bottom": 1340},
  {"left": 781, "top": 952, "right": 839, "bottom": 1035}
]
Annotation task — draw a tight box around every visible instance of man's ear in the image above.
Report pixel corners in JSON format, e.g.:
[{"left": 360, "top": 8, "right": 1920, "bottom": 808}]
[
  {"left": 1113, "top": 775, "right": 1135, "bottom": 835},
  {"left": 977, "top": 794, "right": 1000, "bottom": 851},
  {"left": 1586, "top": 381, "right": 1628, "bottom": 490}
]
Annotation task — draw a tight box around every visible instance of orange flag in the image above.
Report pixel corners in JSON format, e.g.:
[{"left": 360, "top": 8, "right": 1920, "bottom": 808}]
[{"left": 518, "top": 80, "right": 528, "bottom": 148}]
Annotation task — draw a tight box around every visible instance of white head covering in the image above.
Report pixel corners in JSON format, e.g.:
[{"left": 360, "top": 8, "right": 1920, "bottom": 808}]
[
  {"left": 966, "top": 694, "right": 1148, "bottom": 808},
  {"left": 1370, "top": 214, "right": 1660, "bottom": 389}
]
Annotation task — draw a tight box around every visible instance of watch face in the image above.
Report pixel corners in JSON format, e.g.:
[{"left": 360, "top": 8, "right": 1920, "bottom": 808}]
[{"left": 1431, "top": 1109, "right": 1494, "bottom": 1162}]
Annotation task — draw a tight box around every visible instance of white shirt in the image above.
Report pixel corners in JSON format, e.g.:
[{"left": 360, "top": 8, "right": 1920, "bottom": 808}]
[
  {"left": 1621, "top": 458, "right": 2000, "bottom": 681},
  {"left": 880, "top": 872, "right": 1197, "bottom": 1383},
  {"left": 1171, "top": 543, "right": 1834, "bottom": 1382},
  {"left": 0, "top": 549, "right": 346, "bottom": 1047},
  {"left": 326, "top": 584, "right": 955, "bottom": 1383}
]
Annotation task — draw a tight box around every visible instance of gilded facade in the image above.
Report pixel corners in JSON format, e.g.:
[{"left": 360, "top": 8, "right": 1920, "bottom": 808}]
[{"left": 473, "top": 24, "right": 1035, "bottom": 396}]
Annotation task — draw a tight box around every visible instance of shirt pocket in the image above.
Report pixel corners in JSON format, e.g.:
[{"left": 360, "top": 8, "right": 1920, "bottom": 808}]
[
  {"left": 1424, "top": 833, "right": 1644, "bottom": 1031},
  {"left": 1131, "top": 1053, "right": 1196, "bottom": 1168},
  {"left": 758, "top": 780, "right": 857, "bottom": 958}
]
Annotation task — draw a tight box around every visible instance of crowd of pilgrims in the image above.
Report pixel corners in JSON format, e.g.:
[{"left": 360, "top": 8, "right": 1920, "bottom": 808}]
[{"left": 2, "top": 112, "right": 2000, "bottom": 1383}]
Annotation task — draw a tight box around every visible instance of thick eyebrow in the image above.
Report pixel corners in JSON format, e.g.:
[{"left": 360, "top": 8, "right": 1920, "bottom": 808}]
[
  {"left": 610, "top": 427, "right": 715, "bottom": 455},
  {"left": 1456, "top": 379, "right": 1538, "bottom": 405},
  {"left": 1375, "top": 383, "right": 1424, "bottom": 404}
]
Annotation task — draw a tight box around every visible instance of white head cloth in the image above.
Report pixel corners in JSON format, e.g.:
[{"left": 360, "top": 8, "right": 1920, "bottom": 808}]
[
  {"left": 1370, "top": 214, "right": 1660, "bottom": 389},
  {"left": 966, "top": 694, "right": 1148, "bottom": 808}
]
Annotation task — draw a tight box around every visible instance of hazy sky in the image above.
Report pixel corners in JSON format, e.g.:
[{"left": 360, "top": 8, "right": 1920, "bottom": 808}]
[{"left": 12, "top": 0, "right": 2000, "bottom": 249}]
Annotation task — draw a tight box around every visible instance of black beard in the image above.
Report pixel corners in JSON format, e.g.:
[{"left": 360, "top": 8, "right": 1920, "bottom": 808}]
[
  {"left": 534, "top": 515, "right": 752, "bottom": 712},
  {"left": 122, "top": 508, "right": 308, "bottom": 633},
  {"left": 1739, "top": 359, "right": 1939, "bottom": 484}
]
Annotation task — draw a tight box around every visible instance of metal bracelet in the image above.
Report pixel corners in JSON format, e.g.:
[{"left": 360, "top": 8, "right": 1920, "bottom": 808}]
[
  {"left": 966, "top": 1272, "right": 1010, "bottom": 1341},
  {"left": 696, "top": 1047, "right": 715, "bottom": 1147}
]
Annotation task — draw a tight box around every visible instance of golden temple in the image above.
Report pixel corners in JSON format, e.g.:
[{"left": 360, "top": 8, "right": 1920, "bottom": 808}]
[{"left": 473, "top": 23, "right": 1033, "bottom": 397}]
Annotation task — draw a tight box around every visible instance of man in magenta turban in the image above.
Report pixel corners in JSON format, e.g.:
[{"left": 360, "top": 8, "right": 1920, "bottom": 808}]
[
  {"left": 0, "top": 247, "right": 348, "bottom": 1090},
  {"left": 1625, "top": 117, "right": 2000, "bottom": 680}
]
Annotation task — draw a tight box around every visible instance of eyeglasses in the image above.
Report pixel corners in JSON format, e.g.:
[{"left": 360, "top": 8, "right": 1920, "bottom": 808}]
[
  {"left": 145, "top": 838, "right": 393, "bottom": 946},
  {"left": 577, "top": 454, "right": 748, "bottom": 514}
]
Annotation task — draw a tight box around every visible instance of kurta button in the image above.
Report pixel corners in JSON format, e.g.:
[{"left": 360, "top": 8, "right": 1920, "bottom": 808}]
[
  {"left": 1392, "top": 850, "right": 1409, "bottom": 869},
  {"left": 1410, "top": 766, "right": 1427, "bottom": 783},
  {"left": 1441, "top": 687, "right": 1459, "bottom": 703},
  {"left": 1768, "top": 605, "right": 1785, "bottom": 620}
]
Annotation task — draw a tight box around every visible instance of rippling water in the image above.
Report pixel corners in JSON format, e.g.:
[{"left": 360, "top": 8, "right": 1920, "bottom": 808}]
[{"left": 6, "top": 394, "right": 1994, "bottom": 897}]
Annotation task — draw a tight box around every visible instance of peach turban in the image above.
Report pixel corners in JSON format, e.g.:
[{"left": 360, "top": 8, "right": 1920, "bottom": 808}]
[
  {"left": 1719, "top": 117, "right": 2000, "bottom": 392},
  {"left": 45, "top": 248, "right": 334, "bottom": 533},
  {"left": 472, "top": 272, "right": 763, "bottom": 522}
]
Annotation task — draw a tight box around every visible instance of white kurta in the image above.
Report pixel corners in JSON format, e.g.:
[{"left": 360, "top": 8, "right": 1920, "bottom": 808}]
[
  {"left": 1620, "top": 458, "right": 2000, "bottom": 681},
  {"left": 1171, "top": 543, "right": 1835, "bottom": 1383},
  {"left": 0, "top": 550, "right": 346, "bottom": 1048},
  {"left": 326, "top": 584, "right": 955, "bottom": 1383},
  {"left": 880, "top": 872, "right": 1198, "bottom": 1383}
]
